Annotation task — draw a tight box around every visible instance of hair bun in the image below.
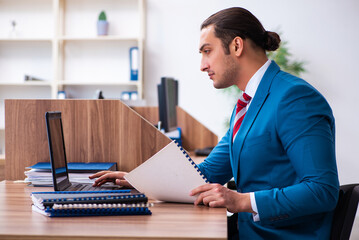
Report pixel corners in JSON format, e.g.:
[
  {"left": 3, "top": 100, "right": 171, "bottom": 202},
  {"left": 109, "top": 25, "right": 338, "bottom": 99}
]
[{"left": 263, "top": 31, "right": 281, "bottom": 51}]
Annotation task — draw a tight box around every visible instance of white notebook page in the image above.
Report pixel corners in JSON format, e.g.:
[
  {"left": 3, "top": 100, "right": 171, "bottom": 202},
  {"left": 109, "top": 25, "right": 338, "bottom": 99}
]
[{"left": 125, "top": 141, "right": 208, "bottom": 203}]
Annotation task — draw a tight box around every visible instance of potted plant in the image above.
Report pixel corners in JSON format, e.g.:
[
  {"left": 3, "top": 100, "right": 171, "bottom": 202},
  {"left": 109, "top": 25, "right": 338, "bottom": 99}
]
[{"left": 97, "top": 11, "right": 109, "bottom": 36}]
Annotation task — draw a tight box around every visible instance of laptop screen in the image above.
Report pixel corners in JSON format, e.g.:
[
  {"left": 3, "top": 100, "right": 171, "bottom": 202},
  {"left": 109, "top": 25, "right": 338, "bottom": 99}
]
[{"left": 45, "top": 112, "right": 71, "bottom": 191}]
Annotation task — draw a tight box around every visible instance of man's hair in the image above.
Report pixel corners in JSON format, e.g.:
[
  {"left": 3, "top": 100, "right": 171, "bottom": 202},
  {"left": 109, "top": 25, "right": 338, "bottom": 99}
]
[{"left": 201, "top": 7, "right": 281, "bottom": 54}]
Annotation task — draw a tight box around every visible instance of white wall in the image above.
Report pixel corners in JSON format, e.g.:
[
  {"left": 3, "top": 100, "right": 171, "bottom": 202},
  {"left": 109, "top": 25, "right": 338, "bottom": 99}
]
[{"left": 144, "top": 0, "right": 359, "bottom": 185}]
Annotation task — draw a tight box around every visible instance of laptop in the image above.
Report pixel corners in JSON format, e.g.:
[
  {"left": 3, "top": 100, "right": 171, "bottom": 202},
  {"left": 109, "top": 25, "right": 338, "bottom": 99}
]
[{"left": 45, "top": 111, "right": 122, "bottom": 192}]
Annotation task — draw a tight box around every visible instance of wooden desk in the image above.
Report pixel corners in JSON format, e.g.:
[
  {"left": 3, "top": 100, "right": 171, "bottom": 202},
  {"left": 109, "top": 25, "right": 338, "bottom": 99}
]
[{"left": 0, "top": 181, "right": 227, "bottom": 240}]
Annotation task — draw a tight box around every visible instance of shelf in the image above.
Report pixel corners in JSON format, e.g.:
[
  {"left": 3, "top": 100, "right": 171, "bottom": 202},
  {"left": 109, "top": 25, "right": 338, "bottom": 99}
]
[
  {"left": 0, "top": 38, "right": 52, "bottom": 42},
  {"left": 0, "top": 0, "right": 146, "bottom": 157},
  {"left": 60, "top": 81, "right": 139, "bottom": 86},
  {"left": 59, "top": 36, "right": 139, "bottom": 42},
  {"left": 0, "top": 82, "right": 52, "bottom": 86}
]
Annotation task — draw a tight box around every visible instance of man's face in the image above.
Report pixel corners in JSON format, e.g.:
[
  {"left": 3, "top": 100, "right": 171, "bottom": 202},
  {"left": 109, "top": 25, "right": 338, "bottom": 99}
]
[{"left": 199, "top": 25, "right": 239, "bottom": 89}]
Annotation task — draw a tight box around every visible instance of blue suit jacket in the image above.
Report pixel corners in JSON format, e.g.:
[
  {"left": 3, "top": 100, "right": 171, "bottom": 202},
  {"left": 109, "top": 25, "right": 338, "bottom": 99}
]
[{"left": 198, "top": 61, "right": 339, "bottom": 239}]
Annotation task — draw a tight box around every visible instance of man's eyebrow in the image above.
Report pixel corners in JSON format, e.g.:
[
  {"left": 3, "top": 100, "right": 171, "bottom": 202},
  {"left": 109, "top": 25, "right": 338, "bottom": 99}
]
[{"left": 199, "top": 43, "right": 210, "bottom": 52}]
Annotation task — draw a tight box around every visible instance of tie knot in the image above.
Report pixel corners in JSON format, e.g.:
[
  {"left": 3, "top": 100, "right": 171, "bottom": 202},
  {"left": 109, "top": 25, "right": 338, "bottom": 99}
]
[{"left": 237, "top": 92, "right": 252, "bottom": 109}]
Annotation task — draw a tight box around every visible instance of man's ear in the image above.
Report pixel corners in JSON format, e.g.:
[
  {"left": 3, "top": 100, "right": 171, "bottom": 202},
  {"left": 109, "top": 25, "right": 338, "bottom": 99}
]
[{"left": 232, "top": 37, "right": 244, "bottom": 57}]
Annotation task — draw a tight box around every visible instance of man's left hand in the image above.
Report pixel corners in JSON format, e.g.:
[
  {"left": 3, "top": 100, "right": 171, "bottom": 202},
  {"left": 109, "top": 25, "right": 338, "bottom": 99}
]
[{"left": 190, "top": 183, "right": 254, "bottom": 213}]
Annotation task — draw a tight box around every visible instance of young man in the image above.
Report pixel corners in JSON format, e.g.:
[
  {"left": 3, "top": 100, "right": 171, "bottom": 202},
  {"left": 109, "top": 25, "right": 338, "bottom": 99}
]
[
  {"left": 190, "top": 7, "right": 339, "bottom": 239},
  {"left": 91, "top": 7, "right": 339, "bottom": 239}
]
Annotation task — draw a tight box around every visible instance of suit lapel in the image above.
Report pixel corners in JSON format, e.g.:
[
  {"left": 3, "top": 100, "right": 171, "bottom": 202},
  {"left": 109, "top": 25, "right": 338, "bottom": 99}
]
[
  {"left": 232, "top": 61, "right": 280, "bottom": 185},
  {"left": 228, "top": 107, "right": 236, "bottom": 179}
]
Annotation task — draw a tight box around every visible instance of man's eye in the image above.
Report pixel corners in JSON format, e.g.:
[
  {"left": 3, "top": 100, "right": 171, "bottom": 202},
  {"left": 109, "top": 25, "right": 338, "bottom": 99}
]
[{"left": 199, "top": 49, "right": 211, "bottom": 55}]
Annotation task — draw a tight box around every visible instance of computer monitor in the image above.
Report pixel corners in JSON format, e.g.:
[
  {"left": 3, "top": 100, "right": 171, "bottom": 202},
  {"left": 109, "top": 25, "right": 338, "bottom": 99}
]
[{"left": 157, "top": 77, "right": 178, "bottom": 132}]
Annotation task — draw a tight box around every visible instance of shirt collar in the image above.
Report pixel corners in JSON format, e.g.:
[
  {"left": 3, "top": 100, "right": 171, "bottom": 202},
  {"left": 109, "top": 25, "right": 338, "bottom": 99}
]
[{"left": 245, "top": 59, "right": 272, "bottom": 99}]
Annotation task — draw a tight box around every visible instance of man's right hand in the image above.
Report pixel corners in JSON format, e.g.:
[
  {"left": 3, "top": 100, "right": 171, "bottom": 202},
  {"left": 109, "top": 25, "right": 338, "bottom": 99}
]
[{"left": 89, "top": 171, "right": 133, "bottom": 188}]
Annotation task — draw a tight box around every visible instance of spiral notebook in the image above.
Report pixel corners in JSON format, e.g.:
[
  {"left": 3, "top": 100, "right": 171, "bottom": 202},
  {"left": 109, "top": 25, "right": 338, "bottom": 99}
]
[
  {"left": 31, "top": 191, "right": 151, "bottom": 217},
  {"left": 31, "top": 191, "right": 147, "bottom": 209},
  {"left": 124, "top": 141, "right": 209, "bottom": 203},
  {"left": 32, "top": 203, "right": 152, "bottom": 217}
]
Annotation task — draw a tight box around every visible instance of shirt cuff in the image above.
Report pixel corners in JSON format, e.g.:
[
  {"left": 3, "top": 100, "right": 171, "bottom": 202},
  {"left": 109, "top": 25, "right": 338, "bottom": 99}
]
[{"left": 250, "top": 192, "right": 260, "bottom": 222}]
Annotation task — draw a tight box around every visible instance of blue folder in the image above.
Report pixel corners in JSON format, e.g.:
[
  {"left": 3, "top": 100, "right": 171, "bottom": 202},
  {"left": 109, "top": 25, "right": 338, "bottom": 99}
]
[{"left": 27, "top": 162, "right": 117, "bottom": 173}]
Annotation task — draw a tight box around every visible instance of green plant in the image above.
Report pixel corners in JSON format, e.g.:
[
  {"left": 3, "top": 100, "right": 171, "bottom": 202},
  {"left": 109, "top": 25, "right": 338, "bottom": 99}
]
[
  {"left": 98, "top": 11, "right": 107, "bottom": 21},
  {"left": 266, "top": 41, "right": 305, "bottom": 77}
]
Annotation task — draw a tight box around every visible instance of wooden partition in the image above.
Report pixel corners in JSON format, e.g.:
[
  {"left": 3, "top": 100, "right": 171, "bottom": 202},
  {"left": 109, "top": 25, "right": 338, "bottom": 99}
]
[
  {"left": 133, "top": 106, "right": 218, "bottom": 151},
  {"left": 5, "top": 100, "right": 171, "bottom": 180}
]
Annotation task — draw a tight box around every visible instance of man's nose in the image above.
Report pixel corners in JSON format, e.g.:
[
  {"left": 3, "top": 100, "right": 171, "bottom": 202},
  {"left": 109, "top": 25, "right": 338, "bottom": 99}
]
[{"left": 200, "top": 58, "right": 209, "bottom": 72}]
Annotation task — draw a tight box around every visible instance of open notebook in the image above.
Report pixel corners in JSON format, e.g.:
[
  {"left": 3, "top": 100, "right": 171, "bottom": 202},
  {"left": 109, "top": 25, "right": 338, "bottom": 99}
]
[{"left": 125, "top": 141, "right": 208, "bottom": 203}]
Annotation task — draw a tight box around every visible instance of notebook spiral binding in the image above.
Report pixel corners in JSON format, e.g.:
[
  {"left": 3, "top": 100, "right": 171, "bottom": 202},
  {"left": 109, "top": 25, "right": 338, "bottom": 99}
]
[
  {"left": 174, "top": 141, "right": 209, "bottom": 183},
  {"left": 42, "top": 193, "right": 147, "bottom": 203},
  {"left": 52, "top": 202, "right": 154, "bottom": 210},
  {"left": 36, "top": 203, "right": 152, "bottom": 217},
  {"left": 33, "top": 190, "right": 131, "bottom": 194}
]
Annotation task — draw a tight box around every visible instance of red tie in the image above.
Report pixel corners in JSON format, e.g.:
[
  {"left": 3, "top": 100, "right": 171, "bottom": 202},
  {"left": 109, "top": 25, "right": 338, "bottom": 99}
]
[{"left": 232, "top": 92, "right": 252, "bottom": 141}]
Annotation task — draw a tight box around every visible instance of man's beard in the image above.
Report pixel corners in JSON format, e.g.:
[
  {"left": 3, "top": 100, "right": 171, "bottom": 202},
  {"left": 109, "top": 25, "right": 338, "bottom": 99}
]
[{"left": 214, "top": 55, "right": 239, "bottom": 89}]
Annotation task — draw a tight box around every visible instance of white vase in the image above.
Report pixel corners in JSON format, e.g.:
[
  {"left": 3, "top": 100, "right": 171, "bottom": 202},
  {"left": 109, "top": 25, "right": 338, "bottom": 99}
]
[{"left": 97, "top": 20, "right": 109, "bottom": 36}]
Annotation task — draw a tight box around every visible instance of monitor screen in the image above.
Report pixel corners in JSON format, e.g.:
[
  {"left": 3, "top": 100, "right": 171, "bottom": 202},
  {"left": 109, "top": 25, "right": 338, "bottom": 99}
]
[{"left": 157, "top": 77, "right": 178, "bottom": 132}]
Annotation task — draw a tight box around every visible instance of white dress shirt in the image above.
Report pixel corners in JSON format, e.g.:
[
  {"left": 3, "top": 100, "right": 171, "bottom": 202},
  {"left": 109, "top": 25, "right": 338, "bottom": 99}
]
[{"left": 243, "top": 59, "right": 272, "bottom": 221}]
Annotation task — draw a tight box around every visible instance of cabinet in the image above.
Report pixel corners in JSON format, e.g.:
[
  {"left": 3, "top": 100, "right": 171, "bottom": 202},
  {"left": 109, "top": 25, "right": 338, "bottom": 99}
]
[{"left": 0, "top": 0, "right": 146, "bottom": 158}]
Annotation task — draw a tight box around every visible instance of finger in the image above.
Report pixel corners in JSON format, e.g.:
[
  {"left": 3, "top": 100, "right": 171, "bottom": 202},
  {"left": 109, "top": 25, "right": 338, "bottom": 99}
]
[
  {"left": 89, "top": 171, "right": 111, "bottom": 179},
  {"left": 194, "top": 195, "right": 204, "bottom": 206},
  {"left": 192, "top": 186, "right": 218, "bottom": 205},
  {"left": 93, "top": 179, "right": 109, "bottom": 187},
  {"left": 208, "top": 200, "right": 226, "bottom": 208},
  {"left": 101, "top": 172, "right": 126, "bottom": 180},
  {"left": 114, "top": 172, "right": 127, "bottom": 180},
  {"left": 198, "top": 191, "right": 216, "bottom": 205},
  {"left": 94, "top": 173, "right": 120, "bottom": 185},
  {"left": 94, "top": 174, "right": 113, "bottom": 185},
  {"left": 194, "top": 191, "right": 208, "bottom": 205},
  {"left": 190, "top": 183, "right": 217, "bottom": 196},
  {"left": 115, "top": 179, "right": 133, "bottom": 188},
  {"left": 194, "top": 185, "right": 225, "bottom": 206},
  {"left": 202, "top": 195, "right": 225, "bottom": 208},
  {"left": 92, "top": 178, "right": 107, "bottom": 186}
]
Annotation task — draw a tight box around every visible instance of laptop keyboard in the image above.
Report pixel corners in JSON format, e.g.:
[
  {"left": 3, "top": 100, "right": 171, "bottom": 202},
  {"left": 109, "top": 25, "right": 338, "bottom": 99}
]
[{"left": 66, "top": 183, "right": 110, "bottom": 192}]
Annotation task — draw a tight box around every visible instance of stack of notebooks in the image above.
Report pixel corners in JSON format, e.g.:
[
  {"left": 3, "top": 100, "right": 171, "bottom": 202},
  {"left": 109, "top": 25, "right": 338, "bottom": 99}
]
[
  {"left": 25, "top": 162, "right": 117, "bottom": 187},
  {"left": 31, "top": 190, "right": 152, "bottom": 217}
]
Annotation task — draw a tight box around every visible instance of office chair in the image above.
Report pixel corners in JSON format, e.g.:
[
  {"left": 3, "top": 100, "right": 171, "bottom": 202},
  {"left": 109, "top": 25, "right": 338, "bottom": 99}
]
[
  {"left": 330, "top": 183, "right": 359, "bottom": 240},
  {"left": 227, "top": 180, "right": 239, "bottom": 240}
]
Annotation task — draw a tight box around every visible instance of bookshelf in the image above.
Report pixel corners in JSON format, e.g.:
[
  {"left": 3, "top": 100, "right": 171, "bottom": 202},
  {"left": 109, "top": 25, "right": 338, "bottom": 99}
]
[{"left": 0, "top": 0, "right": 146, "bottom": 158}]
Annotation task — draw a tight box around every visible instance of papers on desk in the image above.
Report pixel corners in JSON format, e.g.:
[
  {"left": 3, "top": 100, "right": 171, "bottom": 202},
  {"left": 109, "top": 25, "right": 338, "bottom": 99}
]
[
  {"left": 125, "top": 141, "right": 209, "bottom": 203},
  {"left": 25, "top": 169, "right": 95, "bottom": 186},
  {"left": 25, "top": 162, "right": 117, "bottom": 187}
]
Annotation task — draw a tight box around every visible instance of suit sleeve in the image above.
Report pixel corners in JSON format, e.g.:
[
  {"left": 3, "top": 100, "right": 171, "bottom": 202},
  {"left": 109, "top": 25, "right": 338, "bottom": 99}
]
[
  {"left": 254, "top": 84, "right": 339, "bottom": 226},
  {"left": 197, "top": 129, "right": 233, "bottom": 185}
]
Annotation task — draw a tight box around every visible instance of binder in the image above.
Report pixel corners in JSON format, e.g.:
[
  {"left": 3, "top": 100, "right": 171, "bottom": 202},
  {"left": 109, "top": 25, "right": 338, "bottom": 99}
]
[
  {"left": 125, "top": 141, "right": 208, "bottom": 203},
  {"left": 31, "top": 191, "right": 147, "bottom": 208},
  {"left": 32, "top": 203, "right": 152, "bottom": 217},
  {"left": 129, "top": 47, "right": 138, "bottom": 81},
  {"left": 27, "top": 162, "right": 117, "bottom": 173},
  {"left": 31, "top": 191, "right": 152, "bottom": 217}
]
